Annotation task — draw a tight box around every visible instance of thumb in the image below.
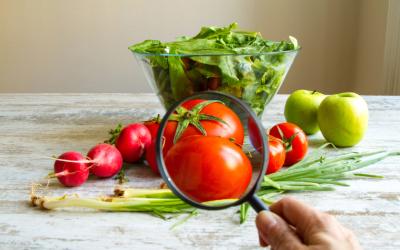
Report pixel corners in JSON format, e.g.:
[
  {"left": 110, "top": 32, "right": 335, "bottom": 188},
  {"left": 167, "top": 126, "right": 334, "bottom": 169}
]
[{"left": 256, "top": 211, "right": 304, "bottom": 249}]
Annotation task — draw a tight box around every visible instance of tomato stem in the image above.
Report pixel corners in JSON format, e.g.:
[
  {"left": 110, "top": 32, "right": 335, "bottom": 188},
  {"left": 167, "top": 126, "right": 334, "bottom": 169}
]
[
  {"left": 170, "top": 100, "right": 229, "bottom": 144},
  {"left": 274, "top": 125, "right": 298, "bottom": 152}
]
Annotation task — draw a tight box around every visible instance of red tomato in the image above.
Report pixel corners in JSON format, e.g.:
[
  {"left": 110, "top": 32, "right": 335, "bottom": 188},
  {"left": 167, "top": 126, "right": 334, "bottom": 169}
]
[
  {"left": 269, "top": 122, "right": 308, "bottom": 166},
  {"left": 143, "top": 118, "right": 161, "bottom": 175},
  {"left": 248, "top": 118, "right": 285, "bottom": 174},
  {"left": 165, "top": 136, "right": 252, "bottom": 202},
  {"left": 266, "top": 136, "right": 286, "bottom": 174},
  {"left": 143, "top": 115, "right": 161, "bottom": 139},
  {"left": 144, "top": 121, "right": 176, "bottom": 175},
  {"left": 248, "top": 117, "right": 264, "bottom": 152},
  {"left": 176, "top": 99, "right": 244, "bottom": 145},
  {"left": 145, "top": 139, "right": 159, "bottom": 175}
]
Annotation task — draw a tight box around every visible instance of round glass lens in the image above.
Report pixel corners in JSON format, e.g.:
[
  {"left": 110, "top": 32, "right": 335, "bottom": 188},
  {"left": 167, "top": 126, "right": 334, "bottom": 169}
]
[{"left": 156, "top": 92, "right": 268, "bottom": 210}]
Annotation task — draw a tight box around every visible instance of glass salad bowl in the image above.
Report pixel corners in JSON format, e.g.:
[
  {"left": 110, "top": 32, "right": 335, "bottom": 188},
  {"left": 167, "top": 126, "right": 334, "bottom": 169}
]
[
  {"left": 133, "top": 50, "right": 298, "bottom": 116},
  {"left": 130, "top": 23, "right": 299, "bottom": 116}
]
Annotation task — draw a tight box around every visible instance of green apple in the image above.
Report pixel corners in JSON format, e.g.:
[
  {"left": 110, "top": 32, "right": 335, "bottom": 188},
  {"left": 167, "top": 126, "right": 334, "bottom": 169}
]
[
  {"left": 284, "top": 90, "right": 326, "bottom": 135},
  {"left": 317, "top": 92, "right": 368, "bottom": 147}
]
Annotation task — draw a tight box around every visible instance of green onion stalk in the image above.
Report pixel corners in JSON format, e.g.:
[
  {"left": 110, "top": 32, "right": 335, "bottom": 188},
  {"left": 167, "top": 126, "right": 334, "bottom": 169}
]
[
  {"left": 31, "top": 188, "right": 193, "bottom": 218},
  {"left": 31, "top": 147, "right": 399, "bottom": 224},
  {"left": 31, "top": 186, "right": 234, "bottom": 221}
]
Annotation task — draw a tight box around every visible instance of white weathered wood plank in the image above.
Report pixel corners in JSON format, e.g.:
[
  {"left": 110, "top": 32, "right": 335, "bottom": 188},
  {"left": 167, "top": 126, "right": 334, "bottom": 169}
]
[{"left": 0, "top": 94, "right": 399, "bottom": 249}]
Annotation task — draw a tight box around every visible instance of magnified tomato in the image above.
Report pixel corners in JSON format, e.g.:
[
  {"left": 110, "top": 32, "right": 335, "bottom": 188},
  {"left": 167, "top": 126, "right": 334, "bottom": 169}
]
[
  {"left": 269, "top": 122, "right": 308, "bottom": 166},
  {"left": 165, "top": 136, "right": 252, "bottom": 202}
]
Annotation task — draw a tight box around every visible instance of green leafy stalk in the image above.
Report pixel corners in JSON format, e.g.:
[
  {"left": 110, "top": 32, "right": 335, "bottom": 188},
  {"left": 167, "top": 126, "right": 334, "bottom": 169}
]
[
  {"left": 31, "top": 186, "right": 233, "bottom": 223},
  {"left": 170, "top": 210, "right": 199, "bottom": 230},
  {"left": 32, "top": 195, "right": 193, "bottom": 214},
  {"left": 104, "top": 123, "right": 123, "bottom": 145},
  {"left": 239, "top": 191, "right": 282, "bottom": 224},
  {"left": 239, "top": 203, "right": 250, "bottom": 224},
  {"left": 114, "top": 187, "right": 177, "bottom": 199},
  {"left": 114, "top": 166, "right": 129, "bottom": 184}
]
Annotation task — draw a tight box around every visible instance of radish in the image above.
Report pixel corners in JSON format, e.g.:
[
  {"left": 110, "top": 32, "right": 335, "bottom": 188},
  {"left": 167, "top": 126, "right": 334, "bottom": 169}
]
[
  {"left": 115, "top": 123, "right": 151, "bottom": 163},
  {"left": 53, "top": 151, "right": 89, "bottom": 187},
  {"left": 87, "top": 143, "right": 123, "bottom": 178}
]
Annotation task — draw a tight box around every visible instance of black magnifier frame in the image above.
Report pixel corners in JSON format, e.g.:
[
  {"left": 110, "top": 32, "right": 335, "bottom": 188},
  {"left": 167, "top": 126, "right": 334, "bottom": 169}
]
[{"left": 155, "top": 91, "right": 269, "bottom": 212}]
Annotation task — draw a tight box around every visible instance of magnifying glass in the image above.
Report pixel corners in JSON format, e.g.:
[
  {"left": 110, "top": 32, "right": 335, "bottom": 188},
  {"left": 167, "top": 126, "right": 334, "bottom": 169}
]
[{"left": 156, "top": 91, "right": 269, "bottom": 212}]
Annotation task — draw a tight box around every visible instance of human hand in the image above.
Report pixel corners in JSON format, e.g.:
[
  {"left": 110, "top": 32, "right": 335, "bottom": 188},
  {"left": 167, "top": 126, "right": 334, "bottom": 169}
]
[{"left": 255, "top": 196, "right": 361, "bottom": 249}]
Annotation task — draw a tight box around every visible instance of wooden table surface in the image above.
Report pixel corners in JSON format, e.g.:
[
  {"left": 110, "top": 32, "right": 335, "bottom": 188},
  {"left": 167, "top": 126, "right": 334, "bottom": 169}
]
[{"left": 0, "top": 94, "right": 399, "bottom": 250}]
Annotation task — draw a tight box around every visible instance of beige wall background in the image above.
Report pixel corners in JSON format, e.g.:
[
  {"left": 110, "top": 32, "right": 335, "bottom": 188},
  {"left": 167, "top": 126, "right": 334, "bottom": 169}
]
[{"left": 0, "top": 0, "right": 393, "bottom": 94}]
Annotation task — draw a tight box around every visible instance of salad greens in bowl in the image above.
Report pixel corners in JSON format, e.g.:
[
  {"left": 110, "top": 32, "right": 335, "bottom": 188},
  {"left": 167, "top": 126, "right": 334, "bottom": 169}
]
[{"left": 130, "top": 23, "right": 299, "bottom": 116}]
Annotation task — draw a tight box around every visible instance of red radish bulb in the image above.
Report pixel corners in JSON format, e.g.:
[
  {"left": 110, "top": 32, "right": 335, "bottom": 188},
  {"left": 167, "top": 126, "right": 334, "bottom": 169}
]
[
  {"left": 87, "top": 143, "right": 123, "bottom": 178},
  {"left": 54, "top": 151, "right": 89, "bottom": 187},
  {"left": 115, "top": 123, "right": 151, "bottom": 163}
]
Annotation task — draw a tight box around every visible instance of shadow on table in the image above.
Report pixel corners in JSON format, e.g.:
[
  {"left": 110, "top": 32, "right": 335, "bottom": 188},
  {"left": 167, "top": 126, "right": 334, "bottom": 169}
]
[{"left": 307, "top": 136, "right": 329, "bottom": 149}]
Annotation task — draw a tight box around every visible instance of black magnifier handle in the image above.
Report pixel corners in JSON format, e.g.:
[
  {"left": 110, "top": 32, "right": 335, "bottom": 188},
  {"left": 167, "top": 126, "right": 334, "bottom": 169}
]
[{"left": 248, "top": 195, "right": 268, "bottom": 213}]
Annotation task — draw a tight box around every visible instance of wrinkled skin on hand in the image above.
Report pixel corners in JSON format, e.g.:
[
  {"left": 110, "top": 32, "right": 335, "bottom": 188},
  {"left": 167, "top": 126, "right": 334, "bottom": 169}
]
[{"left": 256, "top": 197, "right": 361, "bottom": 250}]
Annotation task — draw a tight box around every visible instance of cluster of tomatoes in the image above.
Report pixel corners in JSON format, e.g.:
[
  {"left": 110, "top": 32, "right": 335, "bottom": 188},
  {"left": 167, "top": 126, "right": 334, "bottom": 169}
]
[
  {"left": 143, "top": 100, "right": 308, "bottom": 202},
  {"left": 267, "top": 122, "right": 308, "bottom": 173},
  {"left": 144, "top": 101, "right": 308, "bottom": 176}
]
